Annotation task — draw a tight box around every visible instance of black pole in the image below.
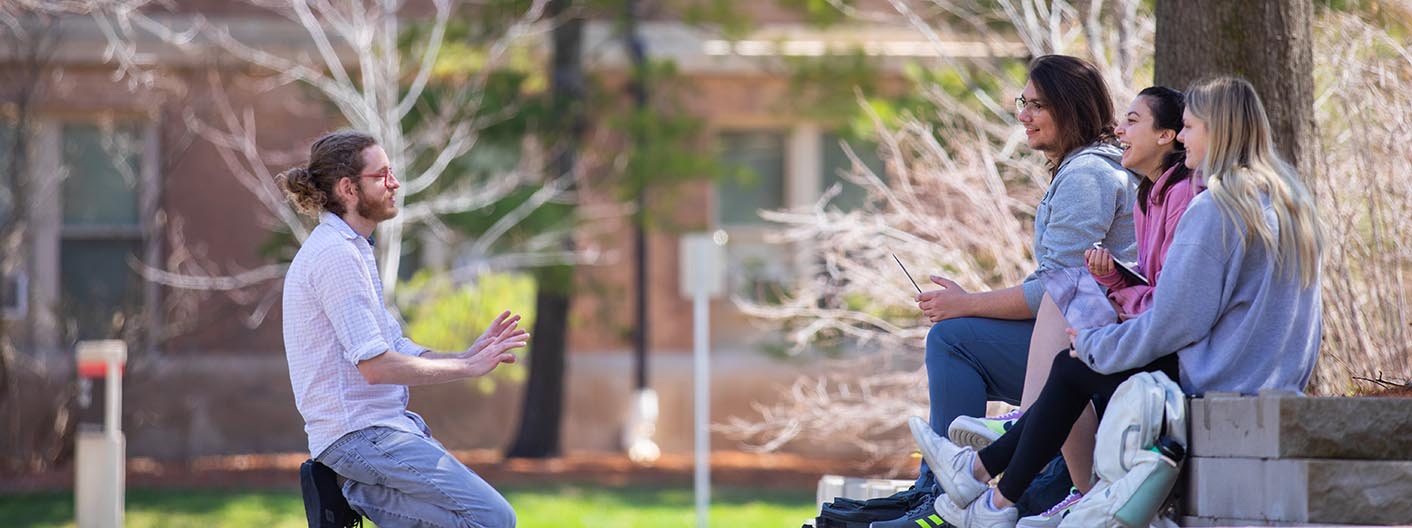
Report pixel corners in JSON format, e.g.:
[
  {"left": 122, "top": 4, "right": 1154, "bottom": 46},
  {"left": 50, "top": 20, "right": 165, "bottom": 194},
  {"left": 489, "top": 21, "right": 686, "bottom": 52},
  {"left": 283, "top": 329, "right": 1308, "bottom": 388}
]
[{"left": 623, "top": 0, "right": 650, "bottom": 391}]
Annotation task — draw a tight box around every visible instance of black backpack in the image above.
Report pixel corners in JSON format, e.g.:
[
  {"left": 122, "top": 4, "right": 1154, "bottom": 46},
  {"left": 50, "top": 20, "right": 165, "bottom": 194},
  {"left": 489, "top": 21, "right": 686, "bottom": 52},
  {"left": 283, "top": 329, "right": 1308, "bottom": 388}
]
[
  {"left": 811, "top": 487, "right": 930, "bottom": 528},
  {"left": 299, "top": 459, "right": 362, "bottom": 528}
]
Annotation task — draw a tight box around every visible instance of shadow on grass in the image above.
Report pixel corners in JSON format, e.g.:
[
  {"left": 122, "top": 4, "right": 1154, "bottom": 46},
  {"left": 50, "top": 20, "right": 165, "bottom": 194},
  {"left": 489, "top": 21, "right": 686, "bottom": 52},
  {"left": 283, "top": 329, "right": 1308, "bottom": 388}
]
[
  {"left": 0, "top": 489, "right": 309, "bottom": 528},
  {"left": 0, "top": 484, "right": 813, "bottom": 528}
]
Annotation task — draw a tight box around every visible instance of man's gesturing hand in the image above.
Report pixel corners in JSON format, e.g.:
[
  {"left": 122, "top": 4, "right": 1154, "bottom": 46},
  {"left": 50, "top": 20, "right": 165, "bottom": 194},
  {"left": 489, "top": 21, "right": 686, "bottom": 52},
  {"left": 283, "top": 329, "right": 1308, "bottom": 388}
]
[{"left": 461, "top": 310, "right": 530, "bottom": 378}]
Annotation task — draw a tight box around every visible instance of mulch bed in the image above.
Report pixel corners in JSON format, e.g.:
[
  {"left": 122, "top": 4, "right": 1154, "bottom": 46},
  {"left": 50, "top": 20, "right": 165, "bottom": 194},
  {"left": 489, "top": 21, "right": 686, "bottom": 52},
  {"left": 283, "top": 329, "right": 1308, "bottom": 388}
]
[{"left": 2, "top": 450, "right": 898, "bottom": 494}]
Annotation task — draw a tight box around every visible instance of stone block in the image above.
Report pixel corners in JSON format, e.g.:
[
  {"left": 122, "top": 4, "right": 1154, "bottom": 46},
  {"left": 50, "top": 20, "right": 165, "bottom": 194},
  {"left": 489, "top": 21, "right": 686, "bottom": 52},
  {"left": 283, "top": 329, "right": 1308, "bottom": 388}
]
[
  {"left": 862, "top": 479, "right": 908, "bottom": 499},
  {"left": 1187, "top": 457, "right": 1412, "bottom": 525},
  {"left": 1189, "top": 392, "right": 1412, "bottom": 460},
  {"left": 815, "top": 475, "right": 914, "bottom": 508},
  {"left": 816, "top": 475, "right": 846, "bottom": 508},
  {"left": 1180, "top": 516, "right": 1346, "bottom": 526},
  {"left": 842, "top": 478, "right": 868, "bottom": 501}
]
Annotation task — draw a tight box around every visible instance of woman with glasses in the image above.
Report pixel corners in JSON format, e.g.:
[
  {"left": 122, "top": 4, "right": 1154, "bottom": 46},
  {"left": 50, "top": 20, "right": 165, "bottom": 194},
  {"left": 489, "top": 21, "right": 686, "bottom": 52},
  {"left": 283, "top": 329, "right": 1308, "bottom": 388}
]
[{"left": 877, "top": 54, "right": 1140, "bottom": 528}]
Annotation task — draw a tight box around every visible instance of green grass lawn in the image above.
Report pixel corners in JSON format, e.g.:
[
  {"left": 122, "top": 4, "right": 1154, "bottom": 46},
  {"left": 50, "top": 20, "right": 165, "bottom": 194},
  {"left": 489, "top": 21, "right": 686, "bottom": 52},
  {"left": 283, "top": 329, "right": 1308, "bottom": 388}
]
[{"left": 0, "top": 484, "right": 815, "bottom": 528}]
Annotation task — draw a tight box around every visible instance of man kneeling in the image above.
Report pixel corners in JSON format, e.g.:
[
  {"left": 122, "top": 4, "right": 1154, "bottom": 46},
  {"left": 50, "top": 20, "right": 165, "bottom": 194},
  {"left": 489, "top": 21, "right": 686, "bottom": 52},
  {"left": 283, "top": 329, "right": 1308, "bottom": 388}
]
[{"left": 278, "top": 130, "right": 527, "bottom": 527}]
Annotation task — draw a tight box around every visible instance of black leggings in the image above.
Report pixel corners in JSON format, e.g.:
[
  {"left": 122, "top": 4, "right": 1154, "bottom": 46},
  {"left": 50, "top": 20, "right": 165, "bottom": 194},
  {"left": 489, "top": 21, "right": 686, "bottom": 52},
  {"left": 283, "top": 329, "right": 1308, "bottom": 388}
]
[{"left": 978, "top": 351, "right": 1179, "bottom": 502}]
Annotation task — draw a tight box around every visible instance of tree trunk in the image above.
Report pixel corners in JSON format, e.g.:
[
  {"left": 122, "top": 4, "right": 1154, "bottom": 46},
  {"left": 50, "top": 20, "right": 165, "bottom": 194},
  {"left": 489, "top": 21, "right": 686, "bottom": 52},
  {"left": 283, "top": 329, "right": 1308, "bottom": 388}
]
[
  {"left": 506, "top": 0, "right": 583, "bottom": 459},
  {"left": 1154, "top": 0, "right": 1317, "bottom": 183},
  {"left": 506, "top": 272, "right": 570, "bottom": 457}
]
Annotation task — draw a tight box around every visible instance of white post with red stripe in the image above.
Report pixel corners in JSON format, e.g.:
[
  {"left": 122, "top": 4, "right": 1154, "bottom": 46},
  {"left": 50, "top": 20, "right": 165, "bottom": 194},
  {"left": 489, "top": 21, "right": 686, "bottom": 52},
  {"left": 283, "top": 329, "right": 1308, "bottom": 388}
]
[{"left": 76, "top": 340, "right": 126, "bottom": 528}]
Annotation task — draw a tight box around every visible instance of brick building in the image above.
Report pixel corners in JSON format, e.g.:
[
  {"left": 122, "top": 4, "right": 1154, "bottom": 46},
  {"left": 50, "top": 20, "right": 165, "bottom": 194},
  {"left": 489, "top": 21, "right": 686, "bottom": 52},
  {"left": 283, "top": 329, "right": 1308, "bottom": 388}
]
[{"left": 0, "top": 1, "right": 1014, "bottom": 460}]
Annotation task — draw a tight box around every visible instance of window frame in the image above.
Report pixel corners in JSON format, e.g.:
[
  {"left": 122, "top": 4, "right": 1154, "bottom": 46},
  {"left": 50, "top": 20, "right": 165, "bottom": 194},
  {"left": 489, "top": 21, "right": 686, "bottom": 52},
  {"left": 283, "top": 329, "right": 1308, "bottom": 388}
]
[{"left": 26, "top": 116, "right": 161, "bottom": 353}]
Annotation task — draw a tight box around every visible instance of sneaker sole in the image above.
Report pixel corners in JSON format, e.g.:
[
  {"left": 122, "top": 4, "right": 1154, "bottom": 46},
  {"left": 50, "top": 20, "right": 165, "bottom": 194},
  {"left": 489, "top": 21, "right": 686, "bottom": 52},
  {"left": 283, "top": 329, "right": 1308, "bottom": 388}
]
[
  {"left": 1015, "top": 517, "right": 1063, "bottom": 528},
  {"left": 948, "top": 420, "right": 1001, "bottom": 451}
]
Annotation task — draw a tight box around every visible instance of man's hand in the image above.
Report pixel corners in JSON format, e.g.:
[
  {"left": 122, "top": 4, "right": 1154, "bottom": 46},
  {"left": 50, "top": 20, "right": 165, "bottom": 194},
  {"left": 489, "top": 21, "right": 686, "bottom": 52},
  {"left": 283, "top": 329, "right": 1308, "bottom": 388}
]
[
  {"left": 1085, "top": 247, "right": 1114, "bottom": 277},
  {"left": 460, "top": 310, "right": 529, "bottom": 378},
  {"left": 464, "top": 311, "right": 525, "bottom": 357},
  {"left": 916, "top": 275, "right": 970, "bottom": 323}
]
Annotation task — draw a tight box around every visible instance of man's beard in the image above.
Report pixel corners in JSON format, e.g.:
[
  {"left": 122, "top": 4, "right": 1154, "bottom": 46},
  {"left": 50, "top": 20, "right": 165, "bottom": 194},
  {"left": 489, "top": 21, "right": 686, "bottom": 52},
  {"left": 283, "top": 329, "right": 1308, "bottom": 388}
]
[{"left": 356, "top": 187, "right": 398, "bottom": 222}]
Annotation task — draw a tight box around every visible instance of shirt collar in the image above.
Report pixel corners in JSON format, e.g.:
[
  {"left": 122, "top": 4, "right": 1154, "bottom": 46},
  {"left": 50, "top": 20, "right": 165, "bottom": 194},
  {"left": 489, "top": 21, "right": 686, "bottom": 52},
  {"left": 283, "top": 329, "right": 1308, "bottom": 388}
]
[{"left": 319, "top": 212, "right": 363, "bottom": 242}]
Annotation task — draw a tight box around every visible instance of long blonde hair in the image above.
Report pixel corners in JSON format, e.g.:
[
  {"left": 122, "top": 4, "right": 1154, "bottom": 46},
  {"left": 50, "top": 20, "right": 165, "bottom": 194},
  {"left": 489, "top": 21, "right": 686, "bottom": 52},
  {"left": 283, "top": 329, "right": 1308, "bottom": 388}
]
[{"left": 1186, "top": 77, "right": 1322, "bottom": 286}]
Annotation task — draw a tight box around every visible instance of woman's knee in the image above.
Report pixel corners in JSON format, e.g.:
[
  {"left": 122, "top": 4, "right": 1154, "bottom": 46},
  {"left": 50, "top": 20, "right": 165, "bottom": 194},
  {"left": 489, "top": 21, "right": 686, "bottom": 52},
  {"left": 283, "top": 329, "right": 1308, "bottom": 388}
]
[{"left": 1047, "top": 351, "right": 1091, "bottom": 382}]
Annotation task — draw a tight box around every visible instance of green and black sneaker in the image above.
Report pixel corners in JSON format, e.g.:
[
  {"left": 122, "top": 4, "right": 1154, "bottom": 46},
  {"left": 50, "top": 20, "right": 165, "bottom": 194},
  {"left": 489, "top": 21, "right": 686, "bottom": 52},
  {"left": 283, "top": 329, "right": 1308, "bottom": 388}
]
[
  {"left": 947, "top": 409, "right": 1022, "bottom": 451},
  {"left": 868, "top": 492, "right": 947, "bottom": 528}
]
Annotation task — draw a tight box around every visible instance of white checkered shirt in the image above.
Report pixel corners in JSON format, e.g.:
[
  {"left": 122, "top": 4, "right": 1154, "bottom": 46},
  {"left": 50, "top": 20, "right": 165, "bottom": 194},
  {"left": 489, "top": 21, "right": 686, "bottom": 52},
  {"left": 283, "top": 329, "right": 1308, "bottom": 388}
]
[{"left": 283, "top": 212, "right": 429, "bottom": 457}]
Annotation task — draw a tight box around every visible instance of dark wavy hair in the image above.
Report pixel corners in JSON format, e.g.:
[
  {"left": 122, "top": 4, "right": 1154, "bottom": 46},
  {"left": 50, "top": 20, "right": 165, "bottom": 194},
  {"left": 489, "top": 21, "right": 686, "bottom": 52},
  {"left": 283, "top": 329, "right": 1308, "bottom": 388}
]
[
  {"left": 1028, "top": 55, "right": 1117, "bottom": 176},
  {"left": 274, "top": 130, "right": 378, "bottom": 217},
  {"left": 1134, "top": 86, "right": 1191, "bottom": 213}
]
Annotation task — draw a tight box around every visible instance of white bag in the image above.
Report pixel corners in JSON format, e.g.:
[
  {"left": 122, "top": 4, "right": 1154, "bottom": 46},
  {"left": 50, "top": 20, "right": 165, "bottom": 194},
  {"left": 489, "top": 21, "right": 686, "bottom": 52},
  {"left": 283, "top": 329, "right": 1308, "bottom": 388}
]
[{"left": 1059, "top": 371, "right": 1186, "bottom": 528}]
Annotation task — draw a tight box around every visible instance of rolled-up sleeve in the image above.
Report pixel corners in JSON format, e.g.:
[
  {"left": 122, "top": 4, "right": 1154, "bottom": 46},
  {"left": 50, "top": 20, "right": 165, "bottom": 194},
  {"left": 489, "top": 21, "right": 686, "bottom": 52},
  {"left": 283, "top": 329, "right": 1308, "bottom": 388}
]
[
  {"left": 308, "top": 245, "right": 391, "bottom": 364},
  {"left": 384, "top": 308, "right": 429, "bottom": 357}
]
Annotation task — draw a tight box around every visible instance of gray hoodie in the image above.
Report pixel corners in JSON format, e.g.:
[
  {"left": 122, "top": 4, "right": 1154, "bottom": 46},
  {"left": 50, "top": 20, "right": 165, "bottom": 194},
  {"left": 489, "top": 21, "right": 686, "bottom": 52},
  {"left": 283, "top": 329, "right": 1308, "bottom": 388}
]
[
  {"left": 1075, "top": 192, "right": 1322, "bottom": 395},
  {"left": 1021, "top": 143, "right": 1140, "bottom": 314}
]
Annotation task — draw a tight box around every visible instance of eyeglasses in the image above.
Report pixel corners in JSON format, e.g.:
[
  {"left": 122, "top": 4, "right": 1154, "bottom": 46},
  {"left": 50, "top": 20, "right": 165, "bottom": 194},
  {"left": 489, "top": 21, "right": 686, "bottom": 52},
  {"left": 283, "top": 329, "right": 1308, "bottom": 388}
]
[
  {"left": 359, "top": 167, "right": 398, "bottom": 189},
  {"left": 1015, "top": 96, "right": 1046, "bottom": 114}
]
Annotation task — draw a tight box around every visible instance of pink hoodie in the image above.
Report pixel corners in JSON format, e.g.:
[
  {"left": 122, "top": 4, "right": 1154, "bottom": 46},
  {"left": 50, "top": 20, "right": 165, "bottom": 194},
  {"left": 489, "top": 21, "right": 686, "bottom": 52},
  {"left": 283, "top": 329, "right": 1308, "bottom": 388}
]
[{"left": 1093, "top": 165, "right": 1204, "bottom": 316}]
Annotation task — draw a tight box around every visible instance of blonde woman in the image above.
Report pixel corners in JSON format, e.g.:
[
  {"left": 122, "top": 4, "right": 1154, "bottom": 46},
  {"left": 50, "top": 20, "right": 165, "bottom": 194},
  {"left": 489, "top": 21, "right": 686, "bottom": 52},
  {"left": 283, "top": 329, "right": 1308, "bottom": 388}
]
[{"left": 913, "top": 76, "right": 1323, "bottom": 527}]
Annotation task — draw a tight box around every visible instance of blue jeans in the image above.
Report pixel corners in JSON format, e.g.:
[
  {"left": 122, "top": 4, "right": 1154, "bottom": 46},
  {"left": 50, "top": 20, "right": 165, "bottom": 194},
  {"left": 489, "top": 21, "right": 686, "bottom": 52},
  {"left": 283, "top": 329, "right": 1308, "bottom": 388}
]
[
  {"left": 317, "top": 413, "right": 515, "bottom": 528},
  {"left": 915, "top": 316, "right": 1033, "bottom": 491}
]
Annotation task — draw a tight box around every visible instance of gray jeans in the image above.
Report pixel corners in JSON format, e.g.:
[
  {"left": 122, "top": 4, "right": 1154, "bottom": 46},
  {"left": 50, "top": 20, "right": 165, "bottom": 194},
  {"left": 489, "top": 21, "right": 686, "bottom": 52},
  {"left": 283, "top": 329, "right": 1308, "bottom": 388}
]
[{"left": 317, "top": 413, "right": 515, "bottom": 528}]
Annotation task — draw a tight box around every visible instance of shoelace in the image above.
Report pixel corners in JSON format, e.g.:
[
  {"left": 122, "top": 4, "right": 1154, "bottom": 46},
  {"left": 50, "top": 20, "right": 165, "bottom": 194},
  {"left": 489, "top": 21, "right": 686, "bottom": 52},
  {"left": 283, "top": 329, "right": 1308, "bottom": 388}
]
[
  {"left": 949, "top": 446, "right": 972, "bottom": 472},
  {"left": 1037, "top": 488, "right": 1082, "bottom": 518},
  {"left": 902, "top": 494, "right": 937, "bottom": 518}
]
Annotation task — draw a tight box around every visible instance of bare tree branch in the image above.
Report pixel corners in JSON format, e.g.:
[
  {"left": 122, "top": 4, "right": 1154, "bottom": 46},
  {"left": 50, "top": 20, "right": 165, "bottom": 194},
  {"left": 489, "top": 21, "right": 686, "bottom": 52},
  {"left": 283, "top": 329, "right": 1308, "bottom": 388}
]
[
  {"left": 725, "top": 4, "right": 1412, "bottom": 468},
  {"left": 66, "top": 0, "right": 573, "bottom": 324}
]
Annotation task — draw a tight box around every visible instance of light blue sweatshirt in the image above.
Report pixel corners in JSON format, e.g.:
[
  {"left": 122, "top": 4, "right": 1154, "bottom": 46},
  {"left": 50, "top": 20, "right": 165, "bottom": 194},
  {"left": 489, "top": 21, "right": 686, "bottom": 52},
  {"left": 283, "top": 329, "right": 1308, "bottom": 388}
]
[
  {"left": 1075, "top": 192, "right": 1322, "bottom": 396},
  {"left": 1022, "top": 143, "right": 1140, "bottom": 314}
]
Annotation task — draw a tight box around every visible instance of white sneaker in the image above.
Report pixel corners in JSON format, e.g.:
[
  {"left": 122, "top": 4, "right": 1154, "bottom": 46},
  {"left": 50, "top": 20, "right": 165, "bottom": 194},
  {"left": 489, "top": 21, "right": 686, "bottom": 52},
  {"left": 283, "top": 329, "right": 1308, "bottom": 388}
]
[
  {"left": 950, "top": 488, "right": 1019, "bottom": 528},
  {"left": 909, "top": 416, "right": 987, "bottom": 508},
  {"left": 948, "top": 409, "right": 1022, "bottom": 451},
  {"left": 933, "top": 491, "right": 967, "bottom": 526},
  {"left": 1016, "top": 487, "right": 1081, "bottom": 528}
]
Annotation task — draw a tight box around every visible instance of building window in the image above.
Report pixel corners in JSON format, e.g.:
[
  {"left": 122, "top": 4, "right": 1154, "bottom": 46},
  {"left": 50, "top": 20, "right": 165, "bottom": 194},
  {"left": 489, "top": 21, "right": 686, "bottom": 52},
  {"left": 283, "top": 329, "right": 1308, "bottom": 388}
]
[
  {"left": 1, "top": 121, "right": 23, "bottom": 321},
  {"left": 820, "top": 132, "right": 884, "bottom": 212},
  {"left": 57, "top": 123, "right": 147, "bottom": 341},
  {"left": 715, "top": 130, "right": 786, "bottom": 226},
  {"left": 0, "top": 122, "right": 14, "bottom": 225},
  {"left": 707, "top": 125, "right": 891, "bottom": 348},
  {"left": 713, "top": 129, "right": 791, "bottom": 304}
]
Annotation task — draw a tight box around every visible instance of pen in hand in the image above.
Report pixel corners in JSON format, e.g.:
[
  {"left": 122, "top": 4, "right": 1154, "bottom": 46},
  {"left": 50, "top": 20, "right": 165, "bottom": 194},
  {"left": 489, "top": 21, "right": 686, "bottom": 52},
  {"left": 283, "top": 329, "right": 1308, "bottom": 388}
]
[{"left": 892, "top": 253, "right": 923, "bottom": 293}]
